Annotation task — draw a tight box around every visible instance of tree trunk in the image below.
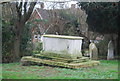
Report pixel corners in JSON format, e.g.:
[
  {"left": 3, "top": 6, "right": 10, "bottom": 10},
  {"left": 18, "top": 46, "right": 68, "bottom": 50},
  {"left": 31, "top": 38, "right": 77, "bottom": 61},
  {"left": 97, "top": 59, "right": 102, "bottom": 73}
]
[
  {"left": 13, "top": 34, "right": 20, "bottom": 62},
  {"left": 13, "top": 23, "right": 23, "bottom": 62}
]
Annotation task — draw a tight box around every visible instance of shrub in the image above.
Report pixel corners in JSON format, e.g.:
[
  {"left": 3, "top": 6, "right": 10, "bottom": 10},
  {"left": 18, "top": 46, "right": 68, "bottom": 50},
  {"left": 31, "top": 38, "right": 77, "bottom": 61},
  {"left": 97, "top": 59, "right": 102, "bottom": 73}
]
[
  {"left": 96, "top": 39, "right": 109, "bottom": 59},
  {"left": 32, "top": 42, "right": 43, "bottom": 54}
]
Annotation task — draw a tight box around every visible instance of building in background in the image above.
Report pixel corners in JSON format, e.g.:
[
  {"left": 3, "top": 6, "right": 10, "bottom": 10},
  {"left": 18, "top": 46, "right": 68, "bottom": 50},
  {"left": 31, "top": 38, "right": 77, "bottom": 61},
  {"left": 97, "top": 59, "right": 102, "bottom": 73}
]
[{"left": 30, "top": 2, "right": 89, "bottom": 44}]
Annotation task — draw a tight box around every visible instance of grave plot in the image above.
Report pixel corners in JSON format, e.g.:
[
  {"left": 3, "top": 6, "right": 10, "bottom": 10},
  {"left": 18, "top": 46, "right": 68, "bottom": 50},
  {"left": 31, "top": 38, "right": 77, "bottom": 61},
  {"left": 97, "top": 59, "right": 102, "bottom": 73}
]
[{"left": 21, "top": 34, "right": 100, "bottom": 68}]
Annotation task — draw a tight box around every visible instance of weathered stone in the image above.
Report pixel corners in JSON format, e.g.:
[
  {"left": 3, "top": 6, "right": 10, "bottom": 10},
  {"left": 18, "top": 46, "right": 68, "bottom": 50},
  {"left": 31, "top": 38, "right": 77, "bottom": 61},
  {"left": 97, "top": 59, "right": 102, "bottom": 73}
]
[
  {"left": 42, "top": 34, "right": 83, "bottom": 59},
  {"left": 89, "top": 42, "right": 98, "bottom": 60},
  {"left": 33, "top": 53, "right": 90, "bottom": 63},
  {"left": 107, "top": 40, "right": 114, "bottom": 60},
  {"left": 21, "top": 35, "right": 100, "bottom": 68},
  {"left": 21, "top": 56, "right": 100, "bottom": 68}
]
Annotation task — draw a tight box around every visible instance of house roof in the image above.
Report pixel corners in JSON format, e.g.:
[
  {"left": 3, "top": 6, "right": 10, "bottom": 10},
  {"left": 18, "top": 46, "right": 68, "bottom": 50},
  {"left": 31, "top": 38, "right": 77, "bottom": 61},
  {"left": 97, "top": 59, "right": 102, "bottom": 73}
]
[
  {"left": 34, "top": 8, "right": 71, "bottom": 20},
  {"left": 35, "top": 8, "right": 50, "bottom": 20}
]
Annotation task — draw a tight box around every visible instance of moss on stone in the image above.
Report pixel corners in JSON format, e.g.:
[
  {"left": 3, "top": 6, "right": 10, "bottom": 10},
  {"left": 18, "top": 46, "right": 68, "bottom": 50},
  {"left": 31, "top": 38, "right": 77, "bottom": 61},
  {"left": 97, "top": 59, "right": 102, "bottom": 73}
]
[
  {"left": 21, "top": 56, "right": 100, "bottom": 68},
  {"left": 33, "top": 52, "right": 90, "bottom": 63},
  {"left": 33, "top": 51, "right": 73, "bottom": 59}
]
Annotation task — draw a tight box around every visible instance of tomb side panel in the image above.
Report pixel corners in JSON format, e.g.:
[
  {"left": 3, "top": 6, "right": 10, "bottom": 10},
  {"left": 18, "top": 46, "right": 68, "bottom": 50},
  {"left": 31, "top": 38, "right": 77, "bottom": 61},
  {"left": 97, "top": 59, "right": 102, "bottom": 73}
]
[{"left": 43, "top": 37, "right": 68, "bottom": 54}]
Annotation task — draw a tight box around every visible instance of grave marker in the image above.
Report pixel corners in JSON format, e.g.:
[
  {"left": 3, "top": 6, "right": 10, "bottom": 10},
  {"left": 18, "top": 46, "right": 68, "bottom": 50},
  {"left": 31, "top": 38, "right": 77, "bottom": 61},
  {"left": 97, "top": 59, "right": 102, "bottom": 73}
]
[
  {"left": 107, "top": 40, "right": 114, "bottom": 60},
  {"left": 89, "top": 42, "right": 98, "bottom": 60}
]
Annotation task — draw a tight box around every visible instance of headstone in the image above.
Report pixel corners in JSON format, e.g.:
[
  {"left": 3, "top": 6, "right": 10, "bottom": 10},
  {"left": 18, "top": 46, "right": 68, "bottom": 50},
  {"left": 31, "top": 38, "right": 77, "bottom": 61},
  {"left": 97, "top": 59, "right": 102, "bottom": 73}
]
[
  {"left": 40, "top": 35, "right": 43, "bottom": 43},
  {"left": 107, "top": 40, "right": 114, "bottom": 60},
  {"left": 89, "top": 42, "right": 98, "bottom": 60}
]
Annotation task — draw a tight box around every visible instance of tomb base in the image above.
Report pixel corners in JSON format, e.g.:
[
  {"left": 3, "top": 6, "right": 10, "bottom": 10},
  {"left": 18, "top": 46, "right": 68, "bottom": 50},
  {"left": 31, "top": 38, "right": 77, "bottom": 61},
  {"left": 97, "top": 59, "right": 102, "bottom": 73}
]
[
  {"left": 33, "top": 52, "right": 89, "bottom": 63},
  {"left": 21, "top": 56, "right": 100, "bottom": 68}
]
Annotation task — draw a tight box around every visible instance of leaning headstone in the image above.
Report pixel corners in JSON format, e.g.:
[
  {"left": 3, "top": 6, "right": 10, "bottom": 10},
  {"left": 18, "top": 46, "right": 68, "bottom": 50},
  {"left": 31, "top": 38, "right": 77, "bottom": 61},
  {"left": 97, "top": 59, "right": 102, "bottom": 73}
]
[
  {"left": 89, "top": 42, "right": 98, "bottom": 60},
  {"left": 107, "top": 40, "right": 114, "bottom": 60}
]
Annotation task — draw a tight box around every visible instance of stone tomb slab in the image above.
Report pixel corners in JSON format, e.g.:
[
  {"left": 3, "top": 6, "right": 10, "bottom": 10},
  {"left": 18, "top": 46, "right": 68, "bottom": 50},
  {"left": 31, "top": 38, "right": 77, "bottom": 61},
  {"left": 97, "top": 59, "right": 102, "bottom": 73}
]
[
  {"left": 21, "top": 34, "right": 100, "bottom": 68},
  {"left": 42, "top": 34, "right": 83, "bottom": 59}
]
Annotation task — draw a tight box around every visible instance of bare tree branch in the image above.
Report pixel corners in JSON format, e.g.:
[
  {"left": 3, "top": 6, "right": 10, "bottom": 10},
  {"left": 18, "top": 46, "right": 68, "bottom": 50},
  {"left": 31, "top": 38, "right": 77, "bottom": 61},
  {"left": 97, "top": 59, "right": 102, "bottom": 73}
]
[
  {"left": 16, "top": 1, "right": 23, "bottom": 21},
  {"left": 24, "top": 2, "right": 27, "bottom": 15},
  {"left": 23, "top": 2, "right": 36, "bottom": 23}
]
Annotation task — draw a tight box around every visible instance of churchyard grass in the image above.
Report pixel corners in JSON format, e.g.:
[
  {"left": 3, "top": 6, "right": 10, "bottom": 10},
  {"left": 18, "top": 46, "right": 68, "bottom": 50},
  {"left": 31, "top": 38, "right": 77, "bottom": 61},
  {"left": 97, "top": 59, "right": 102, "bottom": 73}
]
[{"left": 2, "top": 60, "right": 118, "bottom": 79}]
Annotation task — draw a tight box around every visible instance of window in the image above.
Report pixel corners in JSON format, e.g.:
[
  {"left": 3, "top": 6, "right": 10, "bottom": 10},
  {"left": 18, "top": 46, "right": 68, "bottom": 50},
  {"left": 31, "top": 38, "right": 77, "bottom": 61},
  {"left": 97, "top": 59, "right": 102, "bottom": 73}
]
[{"left": 34, "top": 35, "right": 38, "bottom": 39}]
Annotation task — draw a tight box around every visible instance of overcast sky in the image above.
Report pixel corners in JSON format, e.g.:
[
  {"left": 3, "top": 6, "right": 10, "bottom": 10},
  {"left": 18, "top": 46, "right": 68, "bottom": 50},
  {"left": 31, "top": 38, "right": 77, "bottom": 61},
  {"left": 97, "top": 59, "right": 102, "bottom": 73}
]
[{"left": 35, "top": 0, "right": 78, "bottom": 9}]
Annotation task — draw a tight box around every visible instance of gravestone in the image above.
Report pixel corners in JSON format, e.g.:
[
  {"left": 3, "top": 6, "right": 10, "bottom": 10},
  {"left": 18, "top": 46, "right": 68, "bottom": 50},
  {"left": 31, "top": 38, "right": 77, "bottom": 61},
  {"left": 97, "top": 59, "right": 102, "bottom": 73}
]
[
  {"left": 89, "top": 42, "right": 98, "bottom": 60},
  {"left": 107, "top": 40, "right": 114, "bottom": 60}
]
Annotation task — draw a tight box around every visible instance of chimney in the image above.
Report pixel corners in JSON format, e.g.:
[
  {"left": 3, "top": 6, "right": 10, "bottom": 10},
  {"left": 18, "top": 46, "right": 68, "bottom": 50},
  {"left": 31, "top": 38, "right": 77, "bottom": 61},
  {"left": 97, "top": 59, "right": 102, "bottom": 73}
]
[{"left": 41, "top": 3, "right": 44, "bottom": 9}]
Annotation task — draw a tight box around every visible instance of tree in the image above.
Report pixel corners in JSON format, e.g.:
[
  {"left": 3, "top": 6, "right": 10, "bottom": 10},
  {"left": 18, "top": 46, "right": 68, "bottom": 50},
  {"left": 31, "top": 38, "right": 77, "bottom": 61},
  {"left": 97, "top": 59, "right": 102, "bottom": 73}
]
[
  {"left": 14, "top": 1, "right": 37, "bottom": 61},
  {"left": 79, "top": 2, "right": 119, "bottom": 34},
  {"left": 117, "top": 2, "right": 120, "bottom": 57},
  {"left": 78, "top": 2, "right": 120, "bottom": 57},
  {"left": 2, "top": 2, "right": 18, "bottom": 62},
  {"left": 2, "top": 1, "right": 37, "bottom": 61}
]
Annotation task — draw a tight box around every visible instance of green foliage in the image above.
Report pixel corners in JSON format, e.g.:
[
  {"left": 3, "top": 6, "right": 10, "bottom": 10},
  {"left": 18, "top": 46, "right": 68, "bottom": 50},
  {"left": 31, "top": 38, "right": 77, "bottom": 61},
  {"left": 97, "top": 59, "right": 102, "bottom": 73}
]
[
  {"left": 79, "top": 2, "right": 119, "bottom": 59},
  {"left": 20, "top": 19, "right": 44, "bottom": 56},
  {"left": 59, "top": 11, "right": 77, "bottom": 22},
  {"left": 79, "top": 2, "right": 119, "bottom": 34},
  {"left": 2, "top": 19, "right": 15, "bottom": 63},
  {"left": 2, "top": 16, "right": 34, "bottom": 62},
  {"left": 96, "top": 38, "right": 109, "bottom": 59},
  {"left": 2, "top": 18, "right": 33, "bottom": 62},
  {"left": 32, "top": 42, "right": 43, "bottom": 54},
  {"left": 2, "top": 60, "right": 118, "bottom": 79},
  {"left": 35, "top": 42, "right": 43, "bottom": 52},
  {"left": 20, "top": 22, "right": 32, "bottom": 56},
  {"left": 20, "top": 18, "right": 46, "bottom": 56},
  {"left": 63, "top": 22, "right": 79, "bottom": 36},
  {"left": 2, "top": 2, "right": 37, "bottom": 62},
  {"left": 2, "top": 11, "right": 44, "bottom": 62},
  {"left": 59, "top": 11, "right": 80, "bottom": 36}
]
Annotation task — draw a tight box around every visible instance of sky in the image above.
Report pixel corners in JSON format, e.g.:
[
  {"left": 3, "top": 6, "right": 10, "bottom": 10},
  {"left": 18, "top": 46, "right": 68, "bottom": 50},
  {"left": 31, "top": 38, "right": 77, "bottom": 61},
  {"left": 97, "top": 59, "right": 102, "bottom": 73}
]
[
  {"left": 36, "top": 0, "right": 119, "bottom": 2},
  {"left": 35, "top": 0, "right": 78, "bottom": 9},
  {"left": 35, "top": 0, "right": 120, "bottom": 10}
]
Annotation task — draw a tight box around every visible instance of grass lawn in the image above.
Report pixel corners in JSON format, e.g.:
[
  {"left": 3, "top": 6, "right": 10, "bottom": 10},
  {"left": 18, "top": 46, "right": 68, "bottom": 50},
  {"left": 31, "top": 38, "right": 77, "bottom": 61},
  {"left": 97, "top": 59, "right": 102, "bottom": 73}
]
[{"left": 2, "top": 60, "right": 118, "bottom": 79}]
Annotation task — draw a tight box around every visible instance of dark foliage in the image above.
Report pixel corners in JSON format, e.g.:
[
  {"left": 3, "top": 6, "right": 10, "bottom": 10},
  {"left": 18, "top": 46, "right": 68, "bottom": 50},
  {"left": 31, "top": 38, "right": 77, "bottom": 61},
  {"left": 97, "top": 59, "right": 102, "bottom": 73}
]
[{"left": 79, "top": 2, "right": 119, "bottom": 34}]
